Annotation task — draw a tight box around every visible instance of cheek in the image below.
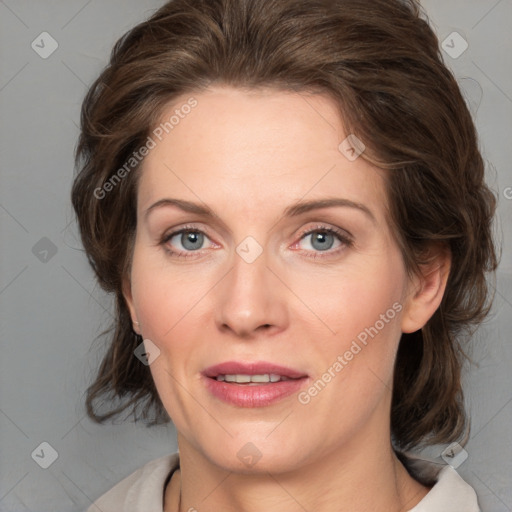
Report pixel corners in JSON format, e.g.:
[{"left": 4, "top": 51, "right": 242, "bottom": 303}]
[
  {"left": 130, "top": 247, "right": 209, "bottom": 340},
  {"left": 292, "top": 256, "right": 404, "bottom": 342},
  {"left": 293, "top": 254, "right": 406, "bottom": 398}
]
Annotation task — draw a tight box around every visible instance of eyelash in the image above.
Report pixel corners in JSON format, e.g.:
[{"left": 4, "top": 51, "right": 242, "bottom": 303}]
[
  {"left": 295, "top": 224, "right": 353, "bottom": 260},
  {"left": 159, "top": 223, "right": 353, "bottom": 260}
]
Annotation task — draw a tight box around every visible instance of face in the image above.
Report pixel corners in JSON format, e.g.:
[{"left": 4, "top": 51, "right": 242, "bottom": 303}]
[{"left": 123, "top": 86, "right": 424, "bottom": 474}]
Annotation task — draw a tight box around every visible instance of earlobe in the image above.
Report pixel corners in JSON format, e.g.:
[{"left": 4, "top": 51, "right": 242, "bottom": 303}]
[{"left": 401, "top": 245, "right": 451, "bottom": 334}]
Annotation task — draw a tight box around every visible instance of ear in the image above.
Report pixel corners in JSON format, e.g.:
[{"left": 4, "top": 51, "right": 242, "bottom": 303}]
[
  {"left": 401, "top": 244, "right": 451, "bottom": 334},
  {"left": 122, "top": 273, "right": 141, "bottom": 335}
]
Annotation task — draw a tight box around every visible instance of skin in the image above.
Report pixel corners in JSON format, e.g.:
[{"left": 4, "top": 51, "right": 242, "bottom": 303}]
[{"left": 123, "top": 85, "right": 451, "bottom": 512}]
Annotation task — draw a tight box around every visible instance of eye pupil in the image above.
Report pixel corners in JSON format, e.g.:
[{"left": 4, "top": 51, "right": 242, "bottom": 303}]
[
  {"left": 311, "top": 231, "right": 334, "bottom": 251},
  {"left": 182, "top": 231, "right": 204, "bottom": 250}
]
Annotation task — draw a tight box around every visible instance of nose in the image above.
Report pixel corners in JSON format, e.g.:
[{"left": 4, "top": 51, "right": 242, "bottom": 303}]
[{"left": 214, "top": 247, "right": 289, "bottom": 339}]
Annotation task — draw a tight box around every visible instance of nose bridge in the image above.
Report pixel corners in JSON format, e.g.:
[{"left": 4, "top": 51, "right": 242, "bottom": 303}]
[{"left": 214, "top": 240, "right": 287, "bottom": 336}]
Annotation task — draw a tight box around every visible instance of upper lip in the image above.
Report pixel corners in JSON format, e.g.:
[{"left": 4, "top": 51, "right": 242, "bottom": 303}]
[{"left": 202, "top": 361, "right": 308, "bottom": 379}]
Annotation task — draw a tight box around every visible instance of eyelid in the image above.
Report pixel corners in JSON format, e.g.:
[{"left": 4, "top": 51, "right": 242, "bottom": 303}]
[
  {"left": 159, "top": 223, "right": 218, "bottom": 252},
  {"left": 159, "top": 222, "right": 353, "bottom": 259},
  {"left": 160, "top": 223, "right": 214, "bottom": 242},
  {"left": 295, "top": 223, "right": 353, "bottom": 243},
  {"left": 290, "top": 223, "right": 354, "bottom": 258}
]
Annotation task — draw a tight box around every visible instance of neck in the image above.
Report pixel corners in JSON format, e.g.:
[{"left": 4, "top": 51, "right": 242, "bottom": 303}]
[{"left": 165, "top": 429, "right": 430, "bottom": 512}]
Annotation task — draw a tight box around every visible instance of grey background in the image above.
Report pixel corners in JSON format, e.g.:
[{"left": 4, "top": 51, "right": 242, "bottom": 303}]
[{"left": 0, "top": 1, "right": 510, "bottom": 511}]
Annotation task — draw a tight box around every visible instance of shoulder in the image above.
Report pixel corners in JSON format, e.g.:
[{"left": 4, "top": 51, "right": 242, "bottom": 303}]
[
  {"left": 404, "top": 456, "right": 480, "bottom": 512},
  {"left": 86, "top": 452, "right": 180, "bottom": 512}
]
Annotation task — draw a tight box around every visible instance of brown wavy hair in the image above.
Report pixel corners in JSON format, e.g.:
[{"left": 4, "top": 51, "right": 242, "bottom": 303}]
[{"left": 71, "top": 0, "right": 499, "bottom": 455}]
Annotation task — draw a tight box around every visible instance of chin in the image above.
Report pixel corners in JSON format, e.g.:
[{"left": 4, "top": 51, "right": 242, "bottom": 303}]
[{"left": 199, "top": 434, "right": 309, "bottom": 475}]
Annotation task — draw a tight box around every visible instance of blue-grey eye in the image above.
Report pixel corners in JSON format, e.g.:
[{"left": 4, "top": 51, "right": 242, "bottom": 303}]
[
  {"left": 310, "top": 231, "right": 335, "bottom": 251},
  {"left": 299, "top": 230, "right": 343, "bottom": 252},
  {"left": 182, "top": 231, "right": 204, "bottom": 250},
  {"left": 172, "top": 230, "right": 205, "bottom": 251}
]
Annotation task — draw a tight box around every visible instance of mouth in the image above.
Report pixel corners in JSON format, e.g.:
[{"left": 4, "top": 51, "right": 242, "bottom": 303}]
[
  {"left": 213, "top": 373, "right": 297, "bottom": 384},
  {"left": 202, "top": 361, "right": 309, "bottom": 407},
  {"left": 203, "top": 360, "right": 308, "bottom": 379}
]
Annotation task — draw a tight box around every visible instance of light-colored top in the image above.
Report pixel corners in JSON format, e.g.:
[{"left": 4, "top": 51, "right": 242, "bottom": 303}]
[{"left": 86, "top": 452, "right": 480, "bottom": 512}]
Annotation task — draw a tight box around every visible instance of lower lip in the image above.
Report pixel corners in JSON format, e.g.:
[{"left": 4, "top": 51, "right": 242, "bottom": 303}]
[{"left": 203, "top": 376, "right": 308, "bottom": 407}]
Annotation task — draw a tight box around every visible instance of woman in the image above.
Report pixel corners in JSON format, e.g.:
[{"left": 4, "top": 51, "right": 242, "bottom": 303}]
[{"left": 72, "top": 0, "right": 498, "bottom": 510}]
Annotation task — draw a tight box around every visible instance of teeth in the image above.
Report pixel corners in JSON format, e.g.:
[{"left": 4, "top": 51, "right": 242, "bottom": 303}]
[{"left": 215, "top": 374, "right": 291, "bottom": 383}]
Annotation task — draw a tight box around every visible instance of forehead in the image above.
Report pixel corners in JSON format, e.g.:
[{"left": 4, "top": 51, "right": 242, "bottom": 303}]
[{"left": 137, "top": 86, "right": 388, "bottom": 220}]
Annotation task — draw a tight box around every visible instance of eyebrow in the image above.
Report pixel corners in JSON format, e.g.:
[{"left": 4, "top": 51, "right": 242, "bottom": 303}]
[{"left": 144, "top": 197, "right": 376, "bottom": 223}]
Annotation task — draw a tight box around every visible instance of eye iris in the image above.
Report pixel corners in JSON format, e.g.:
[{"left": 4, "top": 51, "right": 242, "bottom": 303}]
[
  {"left": 311, "top": 231, "right": 334, "bottom": 251},
  {"left": 181, "top": 231, "right": 204, "bottom": 250}
]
